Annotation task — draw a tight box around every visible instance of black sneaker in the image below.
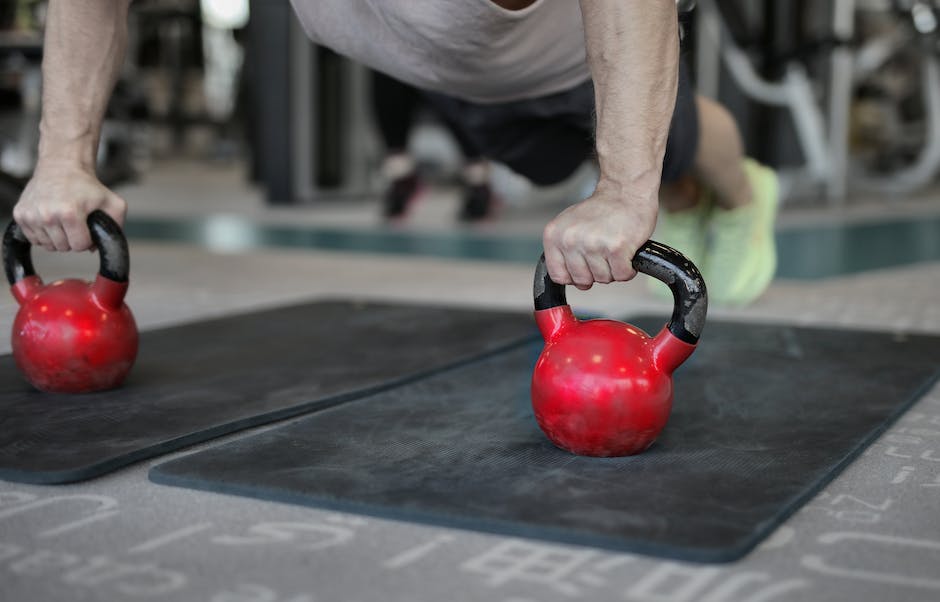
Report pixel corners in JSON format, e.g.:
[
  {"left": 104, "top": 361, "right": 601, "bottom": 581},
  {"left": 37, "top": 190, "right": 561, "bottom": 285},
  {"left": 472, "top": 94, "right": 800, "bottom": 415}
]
[
  {"left": 382, "top": 172, "right": 422, "bottom": 219},
  {"left": 458, "top": 183, "right": 496, "bottom": 222}
]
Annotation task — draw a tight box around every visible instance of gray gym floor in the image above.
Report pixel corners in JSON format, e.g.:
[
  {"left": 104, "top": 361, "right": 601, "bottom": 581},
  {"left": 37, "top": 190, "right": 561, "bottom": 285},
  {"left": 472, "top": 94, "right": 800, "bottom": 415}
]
[{"left": 1, "top": 159, "right": 939, "bottom": 601}]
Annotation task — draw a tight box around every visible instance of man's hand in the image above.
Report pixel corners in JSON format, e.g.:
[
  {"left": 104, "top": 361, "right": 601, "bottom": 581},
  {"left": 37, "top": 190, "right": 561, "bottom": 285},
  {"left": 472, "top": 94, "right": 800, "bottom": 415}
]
[
  {"left": 542, "top": 180, "right": 657, "bottom": 290},
  {"left": 12, "top": 0, "right": 133, "bottom": 252},
  {"left": 562, "top": 0, "right": 678, "bottom": 290},
  {"left": 13, "top": 164, "right": 126, "bottom": 252}
]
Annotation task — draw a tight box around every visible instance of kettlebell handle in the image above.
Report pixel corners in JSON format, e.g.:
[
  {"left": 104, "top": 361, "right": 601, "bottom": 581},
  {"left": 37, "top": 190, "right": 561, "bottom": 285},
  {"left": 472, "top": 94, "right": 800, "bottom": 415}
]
[
  {"left": 3, "top": 211, "right": 130, "bottom": 286},
  {"left": 533, "top": 240, "right": 708, "bottom": 343}
]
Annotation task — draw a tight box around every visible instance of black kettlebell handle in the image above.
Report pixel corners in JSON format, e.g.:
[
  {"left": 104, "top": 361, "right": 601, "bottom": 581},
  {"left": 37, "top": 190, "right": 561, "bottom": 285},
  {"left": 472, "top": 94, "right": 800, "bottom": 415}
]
[
  {"left": 3, "top": 211, "right": 130, "bottom": 285},
  {"left": 533, "top": 240, "right": 708, "bottom": 344}
]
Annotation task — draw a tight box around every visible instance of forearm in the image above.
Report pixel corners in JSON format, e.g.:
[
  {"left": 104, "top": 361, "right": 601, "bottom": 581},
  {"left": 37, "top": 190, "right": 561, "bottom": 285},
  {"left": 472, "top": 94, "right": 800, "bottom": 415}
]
[
  {"left": 37, "top": 0, "right": 132, "bottom": 171},
  {"left": 579, "top": 0, "right": 679, "bottom": 205}
]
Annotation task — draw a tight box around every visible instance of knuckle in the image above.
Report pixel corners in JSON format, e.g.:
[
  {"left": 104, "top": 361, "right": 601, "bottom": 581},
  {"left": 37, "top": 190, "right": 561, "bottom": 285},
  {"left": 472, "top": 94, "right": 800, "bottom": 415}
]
[
  {"left": 542, "top": 221, "right": 559, "bottom": 241},
  {"left": 572, "top": 272, "right": 592, "bottom": 286},
  {"left": 548, "top": 268, "right": 570, "bottom": 285},
  {"left": 605, "top": 237, "right": 628, "bottom": 256},
  {"left": 612, "top": 267, "right": 634, "bottom": 281},
  {"left": 560, "top": 229, "right": 581, "bottom": 251},
  {"left": 617, "top": 269, "right": 638, "bottom": 282},
  {"left": 39, "top": 211, "right": 58, "bottom": 227},
  {"left": 11, "top": 206, "right": 27, "bottom": 223},
  {"left": 59, "top": 210, "right": 82, "bottom": 226},
  {"left": 580, "top": 235, "right": 601, "bottom": 253},
  {"left": 107, "top": 193, "right": 127, "bottom": 213}
]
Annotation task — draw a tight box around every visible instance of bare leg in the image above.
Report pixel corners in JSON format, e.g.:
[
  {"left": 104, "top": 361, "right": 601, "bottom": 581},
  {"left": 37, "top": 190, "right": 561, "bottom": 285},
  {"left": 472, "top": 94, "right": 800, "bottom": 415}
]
[
  {"left": 659, "top": 94, "right": 751, "bottom": 211},
  {"left": 691, "top": 94, "right": 751, "bottom": 210}
]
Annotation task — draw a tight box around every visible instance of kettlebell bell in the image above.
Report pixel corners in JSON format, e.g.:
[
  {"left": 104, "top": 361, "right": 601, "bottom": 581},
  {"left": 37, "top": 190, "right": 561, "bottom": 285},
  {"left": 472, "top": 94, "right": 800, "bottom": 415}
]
[
  {"left": 531, "top": 241, "right": 707, "bottom": 457},
  {"left": 3, "top": 211, "right": 138, "bottom": 393}
]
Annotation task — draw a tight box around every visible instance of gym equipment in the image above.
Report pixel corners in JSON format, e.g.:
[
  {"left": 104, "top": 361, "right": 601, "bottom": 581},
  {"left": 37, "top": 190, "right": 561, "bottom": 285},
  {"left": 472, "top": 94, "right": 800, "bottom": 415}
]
[
  {"left": 0, "top": 300, "right": 536, "bottom": 484},
  {"left": 3, "top": 212, "right": 138, "bottom": 393},
  {"left": 698, "top": 0, "right": 940, "bottom": 200},
  {"left": 531, "top": 242, "right": 707, "bottom": 456},
  {"left": 150, "top": 317, "right": 940, "bottom": 562}
]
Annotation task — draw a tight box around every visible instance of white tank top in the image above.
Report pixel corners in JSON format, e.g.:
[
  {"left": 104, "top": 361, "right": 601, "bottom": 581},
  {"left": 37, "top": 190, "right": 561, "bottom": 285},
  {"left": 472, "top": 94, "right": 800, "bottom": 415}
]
[{"left": 289, "top": 0, "right": 591, "bottom": 104}]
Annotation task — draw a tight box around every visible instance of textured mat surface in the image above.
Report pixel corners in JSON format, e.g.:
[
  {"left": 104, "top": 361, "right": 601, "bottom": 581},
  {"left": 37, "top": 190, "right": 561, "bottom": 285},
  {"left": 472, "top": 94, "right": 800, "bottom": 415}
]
[
  {"left": 150, "top": 318, "right": 940, "bottom": 563},
  {"left": 0, "top": 300, "right": 536, "bottom": 484}
]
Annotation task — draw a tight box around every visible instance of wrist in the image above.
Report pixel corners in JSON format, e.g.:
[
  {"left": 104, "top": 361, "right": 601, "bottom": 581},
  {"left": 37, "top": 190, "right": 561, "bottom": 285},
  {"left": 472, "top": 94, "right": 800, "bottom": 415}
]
[
  {"left": 594, "top": 171, "right": 660, "bottom": 210},
  {"left": 37, "top": 122, "right": 99, "bottom": 172},
  {"left": 35, "top": 147, "right": 97, "bottom": 174}
]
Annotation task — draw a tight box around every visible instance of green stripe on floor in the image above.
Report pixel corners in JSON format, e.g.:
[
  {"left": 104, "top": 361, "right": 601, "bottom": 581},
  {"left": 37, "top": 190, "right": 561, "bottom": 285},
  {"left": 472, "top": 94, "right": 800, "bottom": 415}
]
[{"left": 123, "top": 213, "right": 940, "bottom": 280}]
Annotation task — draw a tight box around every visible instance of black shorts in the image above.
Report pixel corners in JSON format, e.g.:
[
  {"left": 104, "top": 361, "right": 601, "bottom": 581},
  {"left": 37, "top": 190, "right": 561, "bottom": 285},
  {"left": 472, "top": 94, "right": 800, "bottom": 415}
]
[{"left": 423, "top": 60, "right": 698, "bottom": 186}]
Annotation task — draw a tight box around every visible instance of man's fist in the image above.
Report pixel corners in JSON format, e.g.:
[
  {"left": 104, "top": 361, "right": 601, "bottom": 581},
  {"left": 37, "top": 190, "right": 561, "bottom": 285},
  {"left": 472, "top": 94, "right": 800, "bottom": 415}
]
[
  {"left": 542, "top": 182, "right": 657, "bottom": 290},
  {"left": 13, "top": 163, "right": 127, "bottom": 252}
]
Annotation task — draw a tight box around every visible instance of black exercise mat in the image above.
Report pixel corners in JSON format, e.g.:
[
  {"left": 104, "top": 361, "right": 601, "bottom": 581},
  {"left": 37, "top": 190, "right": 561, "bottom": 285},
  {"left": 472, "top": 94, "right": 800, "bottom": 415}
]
[
  {"left": 0, "top": 300, "right": 537, "bottom": 484},
  {"left": 150, "top": 318, "right": 940, "bottom": 562}
]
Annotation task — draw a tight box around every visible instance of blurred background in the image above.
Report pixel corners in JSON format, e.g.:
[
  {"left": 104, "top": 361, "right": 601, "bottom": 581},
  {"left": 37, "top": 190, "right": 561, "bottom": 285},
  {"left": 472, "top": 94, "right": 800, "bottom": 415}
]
[
  {"left": 3, "top": 6, "right": 940, "bottom": 601},
  {"left": 0, "top": 0, "right": 938, "bottom": 277}
]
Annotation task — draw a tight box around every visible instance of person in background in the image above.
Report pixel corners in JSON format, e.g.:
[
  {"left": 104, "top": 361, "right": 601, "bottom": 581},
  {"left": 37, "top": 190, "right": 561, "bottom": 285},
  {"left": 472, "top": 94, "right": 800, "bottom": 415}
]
[{"left": 371, "top": 70, "right": 496, "bottom": 222}]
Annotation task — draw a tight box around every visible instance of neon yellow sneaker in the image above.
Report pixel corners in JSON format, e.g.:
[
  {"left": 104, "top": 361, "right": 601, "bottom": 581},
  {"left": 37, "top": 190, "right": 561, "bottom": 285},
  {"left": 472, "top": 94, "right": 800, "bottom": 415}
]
[
  {"left": 648, "top": 194, "right": 711, "bottom": 300},
  {"left": 703, "top": 159, "right": 779, "bottom": 305}
]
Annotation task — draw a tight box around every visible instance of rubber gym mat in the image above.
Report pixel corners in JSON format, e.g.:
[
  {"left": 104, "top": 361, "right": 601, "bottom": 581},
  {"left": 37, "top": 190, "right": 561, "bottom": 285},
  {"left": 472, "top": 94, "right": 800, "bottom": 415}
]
[
  {"left": 150, "top": 317, "right": 940, "bottom": 563},
  {"left": 0, "top": 300, "right": 538, "bottom": 484}
]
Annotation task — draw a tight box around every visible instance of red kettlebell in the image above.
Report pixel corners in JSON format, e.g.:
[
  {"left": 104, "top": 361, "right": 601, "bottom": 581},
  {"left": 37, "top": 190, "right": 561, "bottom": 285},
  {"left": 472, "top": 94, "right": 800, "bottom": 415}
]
[
  {"left": 531, "top": 240, "right": 707, "bottom": 457},
  {"left": 3, "top": 211, "right": 138, "bottom": 393}
]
